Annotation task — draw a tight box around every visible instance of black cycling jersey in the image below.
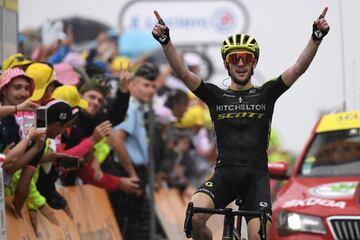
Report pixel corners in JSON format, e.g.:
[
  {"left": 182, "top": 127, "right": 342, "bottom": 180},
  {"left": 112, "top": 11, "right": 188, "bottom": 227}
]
[{"left": 193, "top": 76, "right": 288, "bottom": 170}]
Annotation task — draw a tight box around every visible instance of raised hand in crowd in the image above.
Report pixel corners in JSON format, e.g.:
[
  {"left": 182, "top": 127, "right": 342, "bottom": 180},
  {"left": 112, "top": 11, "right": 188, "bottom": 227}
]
[
  {"left": 118, "top": 67, "right": 132, "bottom": 93},
  {"left": 17, "top": 99, "right": 39, "bottom": 112},
  {"left": 0, "top": 100, "right": 39, "bottom": 118},
  {"left": 90, "top": 120, "right": 112, "bottom": 144},
  {"left": 62, "top": 24, "right": 74, "bottom": 46},
  {"left": 2, "top": 127, "right": 46, "bottom": 174},
  {"left": 27, "top": 127, "right": 47, "bottom": 149}
]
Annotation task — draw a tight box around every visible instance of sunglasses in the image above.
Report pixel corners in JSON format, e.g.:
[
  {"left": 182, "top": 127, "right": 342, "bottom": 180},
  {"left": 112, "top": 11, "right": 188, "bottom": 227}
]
[{"left": 225, "top": 51, "right": 255, "bottom": 65}]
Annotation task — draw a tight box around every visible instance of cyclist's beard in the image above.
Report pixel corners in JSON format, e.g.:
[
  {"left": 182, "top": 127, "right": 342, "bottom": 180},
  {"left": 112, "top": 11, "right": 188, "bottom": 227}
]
[{"left": 228, "top": 69, "right": 253, "bottom": 86}]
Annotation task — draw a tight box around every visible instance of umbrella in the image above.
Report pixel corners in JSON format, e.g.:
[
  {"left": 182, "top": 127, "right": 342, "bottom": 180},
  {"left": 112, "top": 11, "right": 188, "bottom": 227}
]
[
  {"left": 59, "top": 16, "right": 111, "bottom": 44},
  {"left": 119, "top": 29, "right": 159, "bottom": 60}
]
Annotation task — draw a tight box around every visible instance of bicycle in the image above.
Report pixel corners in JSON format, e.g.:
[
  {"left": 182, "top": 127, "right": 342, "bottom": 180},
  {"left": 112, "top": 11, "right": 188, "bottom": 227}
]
[{"left": 183, "top": 196, "right": 269, "bottom": 240}]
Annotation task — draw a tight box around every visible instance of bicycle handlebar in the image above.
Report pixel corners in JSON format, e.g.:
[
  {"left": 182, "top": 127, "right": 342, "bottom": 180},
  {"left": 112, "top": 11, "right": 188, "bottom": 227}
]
[{"left": 184, "top": 202, "right": 268, "bottom": 239}]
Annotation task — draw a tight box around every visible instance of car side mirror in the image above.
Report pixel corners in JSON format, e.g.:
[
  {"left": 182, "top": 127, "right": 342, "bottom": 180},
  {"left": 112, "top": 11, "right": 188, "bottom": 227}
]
[{"left": 268, "top": 161, "right": 289, "bottom": 180}]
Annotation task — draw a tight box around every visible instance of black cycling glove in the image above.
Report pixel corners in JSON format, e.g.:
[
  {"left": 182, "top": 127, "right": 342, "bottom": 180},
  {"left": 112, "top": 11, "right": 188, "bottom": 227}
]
[
  {"left": 312, "top": 17, "right": 329, "bottom": 42},
  {"left": 152, "top": 18, "right": 170, "bottom": 45}
]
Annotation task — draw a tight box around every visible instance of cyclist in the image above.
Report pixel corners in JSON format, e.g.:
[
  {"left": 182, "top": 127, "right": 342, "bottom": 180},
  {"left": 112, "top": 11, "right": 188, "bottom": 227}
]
[{"left": 152, "top": 7, "right": 329, "bottom": 240}]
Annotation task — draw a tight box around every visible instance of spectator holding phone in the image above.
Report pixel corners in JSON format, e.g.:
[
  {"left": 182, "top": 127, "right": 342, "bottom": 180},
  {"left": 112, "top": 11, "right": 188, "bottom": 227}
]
[
  {"left": 0, "top": 68, "right": 39, "bottom": 151},
  {"left": 11, "top": 100, "right": 75, "bottom": 236},
  {"left": 2, "top": 127, "right": 46, "bottom": 175}
]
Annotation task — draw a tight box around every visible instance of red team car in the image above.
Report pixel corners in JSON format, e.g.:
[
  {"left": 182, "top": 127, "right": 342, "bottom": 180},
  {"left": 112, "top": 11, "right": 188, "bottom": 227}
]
[{"left": 269, "top": 110, "right": 360, "bottom": 240}]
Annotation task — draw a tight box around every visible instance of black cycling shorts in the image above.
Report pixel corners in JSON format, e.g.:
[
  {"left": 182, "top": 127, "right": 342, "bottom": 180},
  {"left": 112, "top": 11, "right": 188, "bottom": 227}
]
[{"left": 194, "top": 166, "right": 272, "bottom": 222}]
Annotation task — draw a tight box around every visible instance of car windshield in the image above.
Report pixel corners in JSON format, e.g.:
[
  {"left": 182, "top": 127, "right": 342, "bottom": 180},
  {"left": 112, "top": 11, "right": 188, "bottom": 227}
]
[{"left": 299, "top": 128, "right": 360, "bottom": 177}]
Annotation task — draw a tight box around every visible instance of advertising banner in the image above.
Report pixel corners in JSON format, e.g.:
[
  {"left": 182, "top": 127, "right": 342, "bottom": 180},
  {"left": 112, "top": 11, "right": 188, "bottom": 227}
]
[{"left": 119, "top": 0, "right": 249, "bottom": 45}]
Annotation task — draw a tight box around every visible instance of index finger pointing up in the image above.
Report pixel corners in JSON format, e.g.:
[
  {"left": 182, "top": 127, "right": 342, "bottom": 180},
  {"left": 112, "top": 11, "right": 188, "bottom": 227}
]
[
  {"left": 154, "top": 10, "right": 162, "bottom": 21},
  {"left": 319, "top": 6, "right": 328, "bottom": 19}
]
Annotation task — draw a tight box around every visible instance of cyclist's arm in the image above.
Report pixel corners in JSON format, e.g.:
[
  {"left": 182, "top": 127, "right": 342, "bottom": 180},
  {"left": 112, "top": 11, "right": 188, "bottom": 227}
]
[
  {"left": 152, "top": 10, "right": 201, "bottom": 91},
  {"left": 282, "top": 7, "right": 329, "bottom": 87},
  {"left": 162, "top": 42, "right": 201, "bottom": 91},
  {"left": 281, "top": 39, "right": 320, "bottom": 87}
]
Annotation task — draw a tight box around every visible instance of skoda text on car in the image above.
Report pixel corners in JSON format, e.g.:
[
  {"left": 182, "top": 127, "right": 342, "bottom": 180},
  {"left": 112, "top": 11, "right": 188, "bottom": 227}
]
[{"left": 269, "top": 110, "right": 360, "bottom": 240}]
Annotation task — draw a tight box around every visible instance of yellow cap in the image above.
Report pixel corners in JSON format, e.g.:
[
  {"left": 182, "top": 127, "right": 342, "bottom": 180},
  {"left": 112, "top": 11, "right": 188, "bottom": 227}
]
[
  {"left": 25, "top": 63, "right": 55, "bottom": 101},
  {"left": 111, "top": 56, "right": 131, "bottom": 71},
  {"left": 176, "top": 105, "right": 211, "bottom": 128},
  {"left": 2, "top": 53, "right": 32, "bottom": 71},
  {"left": 52, "top": 85, "right": 88, "bottom": 109}
]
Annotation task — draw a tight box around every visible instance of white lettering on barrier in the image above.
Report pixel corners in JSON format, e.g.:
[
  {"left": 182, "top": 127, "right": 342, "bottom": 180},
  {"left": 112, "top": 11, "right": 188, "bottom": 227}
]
[{"left": 283, "top": 197, "right": 346, "bottom": 209}]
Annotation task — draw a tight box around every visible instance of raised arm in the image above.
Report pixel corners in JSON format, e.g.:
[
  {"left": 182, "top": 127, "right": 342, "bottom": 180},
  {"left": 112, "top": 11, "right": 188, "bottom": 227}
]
[
  {"left": 152, "top": 10, "right": 201, "bottom": 91},
  {"left": 282, "top": 7, "right": 330, "bottom": 87}
]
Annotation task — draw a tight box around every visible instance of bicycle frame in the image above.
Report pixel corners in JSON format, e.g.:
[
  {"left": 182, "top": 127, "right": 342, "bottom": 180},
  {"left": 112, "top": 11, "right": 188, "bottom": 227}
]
[{"left": 184, "top": 202, "right": 268, "bottom": 240}]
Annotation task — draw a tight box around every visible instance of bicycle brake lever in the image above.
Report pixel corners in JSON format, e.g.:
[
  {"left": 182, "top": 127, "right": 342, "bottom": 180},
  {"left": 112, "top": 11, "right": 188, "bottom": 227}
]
[{"left": 184, "top": 202, "right": 194, "bottom": 238}]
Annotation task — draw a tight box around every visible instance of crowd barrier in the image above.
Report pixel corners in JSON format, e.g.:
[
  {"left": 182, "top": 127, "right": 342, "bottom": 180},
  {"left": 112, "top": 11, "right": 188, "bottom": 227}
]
[
  {"left": 5, "top": 185, "right": 122, "bottom": 240},
  {"left": 4, "top": 184, "right": 246, "bottom": 240}
]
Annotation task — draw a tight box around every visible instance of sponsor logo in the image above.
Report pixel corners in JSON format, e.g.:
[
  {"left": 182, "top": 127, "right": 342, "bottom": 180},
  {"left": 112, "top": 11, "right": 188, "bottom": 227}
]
[
  {"left": 283, "top": 197, "right": 346, "bottom": 209},
  {"left": 309, "top": 182, "right": 358, "bottom": 198},
  {"left": 205, "top": 182, "right": 213, "bottom": 187},
  {"left": 249, "top": 89, "right": 257, "bottom": 94},
  {"left": 239, "top": 96, "right": 243, "bottom": 103},
  {"left": 314, "top": 30, "right": 323, "bottom": 38},
  {"left": 211, "top": 8, "right": 236, "bottom": 32},
  {"left": 259, "top": 202, "right": 268, "bottom": 208},
  {"left": 59, "top": 113, "right": 67, "bottom": 120},
  {"left": 217, "top": 112, "right": 265, "bottom": 120},
  {"left": 196, "top": 188, "right": 215, "bottom": 199},
  {"left": 216, "top": 104, "right": 266, "bottom": 112}
]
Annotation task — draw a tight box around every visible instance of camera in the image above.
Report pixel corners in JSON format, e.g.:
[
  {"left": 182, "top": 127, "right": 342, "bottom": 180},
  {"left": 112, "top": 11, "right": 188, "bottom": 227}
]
[
  {"left": 57, "top": 157, "right": 80, "bottom": 171},
  {"left": 35, "top": 107, "right": 47, "bottom": 130}
]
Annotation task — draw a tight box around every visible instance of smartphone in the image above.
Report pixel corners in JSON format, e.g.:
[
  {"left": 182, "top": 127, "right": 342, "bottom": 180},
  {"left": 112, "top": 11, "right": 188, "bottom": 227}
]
[
  {"left": 35, "top": 107, "right": 47, "bottom": 130},
  {"left": 57, "top": 157, "right": 80, "bottom": 171}
]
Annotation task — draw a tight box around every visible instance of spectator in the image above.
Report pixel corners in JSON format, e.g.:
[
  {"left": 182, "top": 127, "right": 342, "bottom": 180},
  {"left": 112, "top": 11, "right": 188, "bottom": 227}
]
[
  {"left": 1, "top": 127, "right": 45, "bottom": 175},
  {"left": 25, "top": 62, "right": 56, "bottom": 104},
  {"left": 52, "top": 84, "right": 139, "bottom": 194},
  {"left": 11, "top": 100, "right": 75, "bottom": 235},
  {"left": 153, "top": 89, "right": 191, "bottom": 190},
  {"left": 0, "top": 68, "right": 38, "bottom": 150},
  {"left": 58, "top": 82, "right": 140, "bottom": 194},
  {"left": 108, "top": 62, "right": 158, "bottom": 239}
]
